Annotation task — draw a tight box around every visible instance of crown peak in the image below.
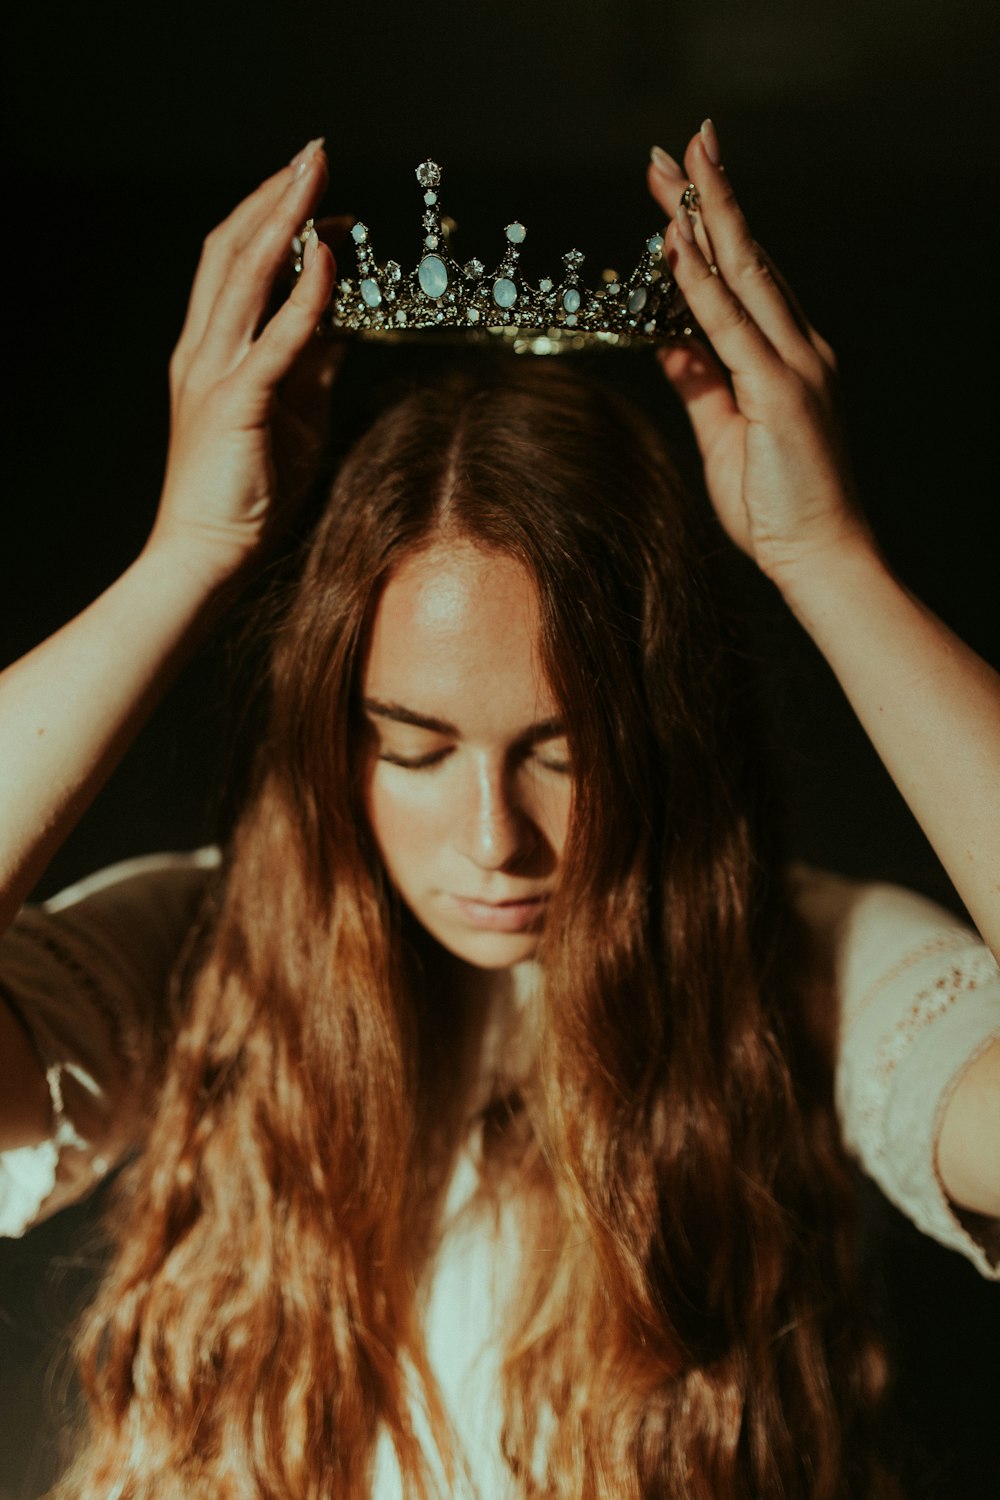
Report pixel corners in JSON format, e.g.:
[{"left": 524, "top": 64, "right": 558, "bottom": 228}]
[{"left": 296, "top": 159, "right": 693, "bottom": 354}]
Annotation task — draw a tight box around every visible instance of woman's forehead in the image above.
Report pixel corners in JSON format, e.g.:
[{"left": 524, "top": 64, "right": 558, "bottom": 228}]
[{"left": 363, "top": 541, "right": 555, "bottom": 720}]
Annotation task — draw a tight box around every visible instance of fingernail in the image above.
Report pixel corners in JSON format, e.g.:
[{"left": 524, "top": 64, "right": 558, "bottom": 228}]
[
  {"left": 303, "top": 227, "right": 320, "bottom": 270},
  {"left": 700, "top": 118, "right": 721, "bottom": 167},
  {"left": 290, "top": 136, "right": 325, "bottom": 173},
  {"left": 676, "top": 203, "right": 696, "bottom": 245},
  {"left": 650, "top": 144, "right": 684, "bottom": 178}
]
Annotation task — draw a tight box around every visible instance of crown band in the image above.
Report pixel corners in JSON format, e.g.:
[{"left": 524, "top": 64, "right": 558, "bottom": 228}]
[{"left": 293, "top": 159, "right": 694, "bottom": 355}]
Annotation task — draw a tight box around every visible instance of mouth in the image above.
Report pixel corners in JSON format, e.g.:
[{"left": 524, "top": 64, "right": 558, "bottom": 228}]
[{"left": 443, "top": 893, "right": 549, "bottom": 933}]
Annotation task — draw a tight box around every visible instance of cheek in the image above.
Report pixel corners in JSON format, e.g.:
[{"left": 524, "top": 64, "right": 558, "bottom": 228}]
[
  {"left": 364, "top": 775, "right": 445, "bottom": 884},
  {"left": 540, "top": 782, "right": 573, "bottom": 856}
]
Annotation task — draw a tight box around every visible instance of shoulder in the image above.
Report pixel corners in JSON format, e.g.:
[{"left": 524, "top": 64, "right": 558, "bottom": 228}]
[
  {"left": 786, "top": 862, "right": 989, "bottom": 1029},
  {"left": 787, "top": 863, "right": 1000, "bottom": 1278},
  {"left": 0, "top": 847, "right": 221, "bottom": 1238}
]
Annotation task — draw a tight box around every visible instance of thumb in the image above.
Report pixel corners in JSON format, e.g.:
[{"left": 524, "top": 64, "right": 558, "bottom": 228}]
[{"left": 657, "top": 339, "right": 738, "bottom": 460}]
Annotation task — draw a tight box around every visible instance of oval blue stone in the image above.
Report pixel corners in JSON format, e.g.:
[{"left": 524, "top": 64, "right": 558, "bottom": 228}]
[
  {"left": 629, "top": 287, "right": 648, "bottom": 313},
  {"left": 563, "top": 287, "right": 581, "bottom": 313},
  {"left": 493, "top": 277, "right": 517, "bottom": 308},
  {"left": 418, "top": 255, "right": 449, "bottom": 299},
  {"left": 360, "top": 278, "right": 382, "bottom": 308}
]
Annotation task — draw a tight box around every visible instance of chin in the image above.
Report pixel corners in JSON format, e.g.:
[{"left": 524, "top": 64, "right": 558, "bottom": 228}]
[{"left": 429, "top": 923, "right": 543, "bottom": 970}]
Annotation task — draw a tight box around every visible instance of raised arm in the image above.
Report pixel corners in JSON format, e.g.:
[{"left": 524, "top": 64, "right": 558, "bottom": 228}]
[
  {"left": 0, "top": 139, "right": 341, "bottom": 1164},
  {"left": 647, "top": 122, "right": 1000, "bottom": 1220},
  {"left": 0, "top": 137, "right": 338, "bottom": 933}
]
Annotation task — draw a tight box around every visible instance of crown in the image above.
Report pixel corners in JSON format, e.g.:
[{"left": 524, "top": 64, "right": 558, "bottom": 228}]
[{"left": 293, "top": 159, "right": 693, "bottom": 355}]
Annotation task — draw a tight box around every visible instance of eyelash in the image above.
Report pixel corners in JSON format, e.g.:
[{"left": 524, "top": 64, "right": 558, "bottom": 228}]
[{"left": 378, "top": 749, "right": 571, "bottom": 774}]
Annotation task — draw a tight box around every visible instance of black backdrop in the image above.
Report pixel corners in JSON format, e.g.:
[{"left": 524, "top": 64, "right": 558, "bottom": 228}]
[{"left": 1, "top": 2, "right": 998, "bottom": 1494}]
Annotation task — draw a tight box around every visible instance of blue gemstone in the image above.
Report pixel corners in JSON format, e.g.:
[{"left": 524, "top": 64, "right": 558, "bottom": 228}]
[
  {"left": 647, "top": 233, "right": 664, "bottom": 255},
  {"left": 505, "top": 222, "right": 526, "bottom": 244},
  {"left": 629, "top": 287, "right": 648, "bottom": 313},
  {"left": 493, "top": 277, "right": 517, "bottom": 308},
  {"left": 562, "top": 288, "right": 581, "bottom": 313},
  {"left": 351, "top": 222, "right": 368, "bottom": 244},
  {"left": 361, "top": 278, "right": 382, "bottom": 308},
  {"left": 418, "top": 255, "right": 449, "bottom": 298}
]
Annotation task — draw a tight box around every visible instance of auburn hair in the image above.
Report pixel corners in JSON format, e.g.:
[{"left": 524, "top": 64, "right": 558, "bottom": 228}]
[{"left": 53, "top": 357, "right": 897, "bottom": 1497}]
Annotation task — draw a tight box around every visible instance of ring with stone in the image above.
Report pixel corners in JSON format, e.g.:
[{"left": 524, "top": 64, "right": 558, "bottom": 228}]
[{"left": 680, "top": 184, "right": 700, "bottom": 215}]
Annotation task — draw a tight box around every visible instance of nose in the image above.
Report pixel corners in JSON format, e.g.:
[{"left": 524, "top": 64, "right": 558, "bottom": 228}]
[{"left": 454, "top": 755, "right": 537, "bottom": 872}]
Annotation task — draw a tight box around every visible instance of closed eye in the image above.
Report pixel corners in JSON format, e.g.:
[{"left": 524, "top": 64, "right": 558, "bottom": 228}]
[
  {"left": 378, "top": 748, "right": 453, "bottom": 770},
  {"left": 535, "top": 752, "right": 571, "bottom": 773}
]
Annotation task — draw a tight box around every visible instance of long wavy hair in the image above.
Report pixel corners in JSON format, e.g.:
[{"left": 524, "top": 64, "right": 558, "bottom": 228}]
[{"left": 54, "top": 357, "right": 896, "bottom": 1498}]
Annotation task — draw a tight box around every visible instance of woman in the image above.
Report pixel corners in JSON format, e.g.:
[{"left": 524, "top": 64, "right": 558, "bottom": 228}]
[{"left": 0, "top": 123, "right": 997, "bottom": 1497}]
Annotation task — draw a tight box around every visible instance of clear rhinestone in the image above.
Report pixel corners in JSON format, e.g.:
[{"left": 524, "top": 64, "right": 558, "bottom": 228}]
[
  {"left": 423, "top": 210, "right": 437, "bottom": 230},
  {"left": 385, "top": 260, "right": 402, "bottom": 282},
  {"left": 424, "top": 190, "right": 438, "bottom": 205},
  {"left": 538, "top": 278, "right": 553, "bottom": 293},
  {"left": 351, "top": 222, "right": 368, "bottom": 244},
  {"left": 436, "top": 311, "right": 445, "bottom": 322},
  {"left": 505, "top": 222, "right": 526, "bottom": 244},
  {"left": 463, "top": 258, "right": 484, "bottom": 278},
  {"left": 563, "top": 248, "right": 584, "bottom": 271},
  {"left": 416, "top": 160, "right": 441, "bottom": 188}
]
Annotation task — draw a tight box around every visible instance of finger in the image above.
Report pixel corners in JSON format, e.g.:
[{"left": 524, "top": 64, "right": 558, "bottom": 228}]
[
  {"left": 191, "top": 151, "right": 330, "bottom": 378},
  {"left": 755, "top": 247, "right": 838, "bottom": 371},
  {"left": 680, "top": 124, "right": 827, "bottom": 376},
  {"left": 176, "top": 142, "right": 326, "bottom": 364},
  {"left": 647, "top": 148, "right": 718, "bottom": 267},
  {"left": 647, "top": 147, "right": 687, "bottom": 220},
  {"left": 242, "top": 231, "right": 337, "bottom": 394},
  {"left": 280, "top": 330, "right": 346, "bottom": 441},
  {"left": 657, "top": 337, "right": 741, "bottom": 463},
  {"left": 665, "top": 211, "right": 785, "bottom": 398}
]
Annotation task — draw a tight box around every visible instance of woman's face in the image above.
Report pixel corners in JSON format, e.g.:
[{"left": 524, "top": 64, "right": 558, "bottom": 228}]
[{"left": 361, "top": 539, "right": 572, "bottom": 969}]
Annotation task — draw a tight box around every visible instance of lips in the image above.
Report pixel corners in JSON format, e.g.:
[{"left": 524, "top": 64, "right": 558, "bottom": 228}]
[{"left": 443, "top": 893, "right": 549, "bottom": 933}]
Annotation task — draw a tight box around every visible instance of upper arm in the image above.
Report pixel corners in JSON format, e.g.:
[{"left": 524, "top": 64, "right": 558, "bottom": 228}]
[
  {"left": 790, "top": 863, "right": 1000, "bottom": 1279},
  {"left": 0, "top": 848, "right": 219, "bottom": 1237},
  {"left": 937, "top": 1034, "right": 1000, "bottom": 1218}
]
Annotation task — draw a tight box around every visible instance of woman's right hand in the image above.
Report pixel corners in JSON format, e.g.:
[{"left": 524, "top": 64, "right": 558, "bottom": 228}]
[{"left": 147, "top": 137, "right": 343, "bottom": 587}]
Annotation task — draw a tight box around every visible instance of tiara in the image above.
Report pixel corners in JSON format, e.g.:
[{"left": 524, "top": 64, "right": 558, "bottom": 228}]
[{"left": 292, "top": 159, "right": 693, "bottom": 355}]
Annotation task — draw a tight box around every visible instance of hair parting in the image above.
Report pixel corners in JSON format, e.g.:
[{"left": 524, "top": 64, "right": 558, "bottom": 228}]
[{"left": 53, "top": 358, "right": 898, "bottom": 1498}]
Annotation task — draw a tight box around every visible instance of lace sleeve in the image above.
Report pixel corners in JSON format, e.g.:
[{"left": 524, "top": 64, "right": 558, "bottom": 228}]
[
  {"left": 0, "top": 848, "right": 219, "bottom": 1238},
  {"left": 793, "top": 866, "right": 1000, "bottom": 1280}
]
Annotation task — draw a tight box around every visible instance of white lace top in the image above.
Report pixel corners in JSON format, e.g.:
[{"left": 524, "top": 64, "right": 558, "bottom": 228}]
[{"left": 1, "top": 851, "right": 997, "bottom": 1495}]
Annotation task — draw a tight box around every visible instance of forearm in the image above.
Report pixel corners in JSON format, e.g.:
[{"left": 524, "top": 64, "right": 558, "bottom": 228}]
[
  {"left": 0, "top": 540, "right": 230, "bottom": 930},
  {"left": 776, "top": 536, "right": 1000, "bottom": 962}
]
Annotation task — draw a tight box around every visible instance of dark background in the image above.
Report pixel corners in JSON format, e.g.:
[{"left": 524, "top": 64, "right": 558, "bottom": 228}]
[{"left": 1, "top": 1, "right": 998, "bottom": 1494}]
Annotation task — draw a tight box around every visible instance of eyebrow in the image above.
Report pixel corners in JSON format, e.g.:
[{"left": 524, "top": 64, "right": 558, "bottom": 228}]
[{"left": 362, "top": 697, "right": 565, "bottom": 744}]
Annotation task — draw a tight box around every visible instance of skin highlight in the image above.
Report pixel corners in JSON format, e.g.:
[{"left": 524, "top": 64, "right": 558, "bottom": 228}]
[{"left": 362, "top": 542, "right": 571, "bottom": 971}]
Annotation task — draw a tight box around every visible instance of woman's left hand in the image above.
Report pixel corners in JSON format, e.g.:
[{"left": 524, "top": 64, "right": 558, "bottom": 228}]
[{"left": 647, "top": 120, "right": 875, "bottom": 585}]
